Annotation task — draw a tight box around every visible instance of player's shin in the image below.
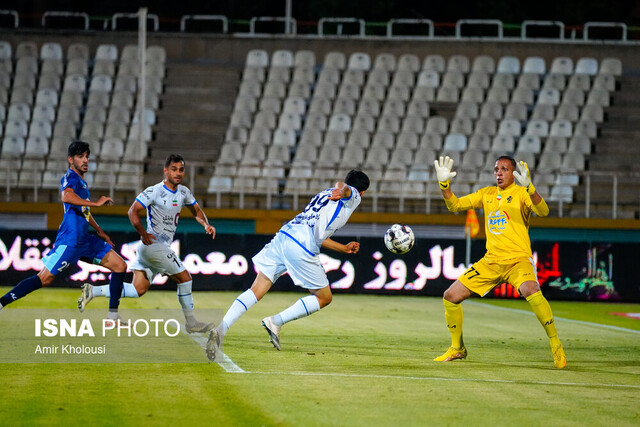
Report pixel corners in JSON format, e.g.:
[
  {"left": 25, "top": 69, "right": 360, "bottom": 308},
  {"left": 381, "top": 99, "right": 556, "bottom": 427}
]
[
  {"left": 108, "top": 272, "right": 125, "bottom": 311},
  {"left": 526, "top": 291, "right": 558, "bottom": 339},
  {"left": 273, "top": 295, "right": 320, "bottom": 326},
  {"left": 177, "top": 281, "right": 196, "bottom": 322},
  {"left": 444, "top": 299, "right": 464, "bottom": 349},
  {"left": 0, "top": 275, "right": 43, "bottom": 307},
  {"left": 94, "top": 283, "right": 139, "bottom": 298},
  {"left": 221, "top": 289, "right": 258, "bottom": 335}
]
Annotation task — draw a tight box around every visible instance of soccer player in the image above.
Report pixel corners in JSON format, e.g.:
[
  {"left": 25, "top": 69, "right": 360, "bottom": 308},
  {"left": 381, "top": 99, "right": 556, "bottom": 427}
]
[
  {"left": 77, "top": 154, "right": 216, "bottom": 332},
  {"left": 433, "top": 155, "right": 567, "bottom": 369},
  {"left": 0, "top": 141, "right": 127, "bottom": 323},
  {"left": 206, "top": 170, "right": 370, "bottom": 361}
]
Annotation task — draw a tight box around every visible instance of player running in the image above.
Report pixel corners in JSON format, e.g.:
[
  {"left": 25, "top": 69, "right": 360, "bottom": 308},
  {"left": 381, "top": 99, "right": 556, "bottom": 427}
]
[
  {"left": 206, "top": 170, "right": 369, "bottom": 361},
  {"left": 78, "top": 154, "right": 216, "bottom": 333},
  {"left": 433, "top": 155, "right": 567, "bottom": 369},
  {"left": 0, "top": 141, "right": 127, "bottom": 323}
]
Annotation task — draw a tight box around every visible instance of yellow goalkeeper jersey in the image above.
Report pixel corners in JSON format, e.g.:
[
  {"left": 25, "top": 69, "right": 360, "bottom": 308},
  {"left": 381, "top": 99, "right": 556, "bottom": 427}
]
[{"left": 444, "top": 183, "right": 549, "bottom": 264}]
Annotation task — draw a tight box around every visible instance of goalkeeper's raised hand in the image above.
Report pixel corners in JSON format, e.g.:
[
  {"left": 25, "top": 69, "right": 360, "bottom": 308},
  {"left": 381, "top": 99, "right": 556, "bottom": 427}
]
[
  {"left": 513, "top": 160, "right": 536, "bottom": 195},
  {"left": 434, "top": 156, "right": 457, "bottom": 190}
]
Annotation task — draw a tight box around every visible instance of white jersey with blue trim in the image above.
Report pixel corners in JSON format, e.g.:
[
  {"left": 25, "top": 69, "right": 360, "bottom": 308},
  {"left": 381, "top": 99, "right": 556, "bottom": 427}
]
[
  {"left": 135, "top": 182, "right": 196, "bottom": 245},
  {"left": 279, "top": 186, "right": 361, "bottom": 255}
]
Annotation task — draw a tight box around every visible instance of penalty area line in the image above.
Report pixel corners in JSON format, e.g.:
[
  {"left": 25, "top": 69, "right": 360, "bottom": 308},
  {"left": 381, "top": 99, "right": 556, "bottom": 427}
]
[
  {"left": 181, "top": 325, "right": 245, "bottom": 373},
  {"left": 245, "top": 371, "right": 640, "bottom": 389},
  {"left": 467, "top": 300, "right": 640, "bottom": 335}
]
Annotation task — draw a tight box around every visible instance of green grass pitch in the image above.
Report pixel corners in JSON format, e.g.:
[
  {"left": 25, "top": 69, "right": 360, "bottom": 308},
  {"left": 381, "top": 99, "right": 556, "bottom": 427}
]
[{"left": 0, "top": 287, "right": 639, "bottom": 426}]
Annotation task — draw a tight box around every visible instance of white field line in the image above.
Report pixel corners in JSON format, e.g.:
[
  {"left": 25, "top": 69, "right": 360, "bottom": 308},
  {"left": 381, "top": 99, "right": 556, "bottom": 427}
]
[
  {"left": 467, "top": 300, "right": 640, "bottom": 334},
  {"left": 181, "top": 325, "right": 245, "bottom": 373},
  {"left": 244, "top": 371, "right": 640, "bottom": 389}
]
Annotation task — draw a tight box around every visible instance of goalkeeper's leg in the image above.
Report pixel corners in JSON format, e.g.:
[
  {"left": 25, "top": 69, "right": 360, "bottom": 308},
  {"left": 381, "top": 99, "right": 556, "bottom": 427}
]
[
  {"left": 522, "top": 282, "right": 566, "bottom": 369},
  {"left": 435, "top": 281, "right": 470, "bottom": 362}
]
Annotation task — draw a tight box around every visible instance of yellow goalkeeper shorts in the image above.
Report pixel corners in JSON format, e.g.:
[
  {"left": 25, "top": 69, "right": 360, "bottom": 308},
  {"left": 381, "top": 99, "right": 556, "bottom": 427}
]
[{"left": 458, "top": 257, "right": 538, "bottom": 297}]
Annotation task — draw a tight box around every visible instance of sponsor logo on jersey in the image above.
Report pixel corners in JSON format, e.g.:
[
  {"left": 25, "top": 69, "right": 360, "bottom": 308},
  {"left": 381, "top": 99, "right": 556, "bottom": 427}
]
[{"left": 487, "top": 210, "right": 509, "bottom": 235}]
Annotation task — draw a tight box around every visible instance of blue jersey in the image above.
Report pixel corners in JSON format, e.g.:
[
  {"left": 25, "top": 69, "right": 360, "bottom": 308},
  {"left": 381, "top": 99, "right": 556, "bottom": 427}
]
[{"left": 55, "top": 169, "right": 92, "bottom": 246}]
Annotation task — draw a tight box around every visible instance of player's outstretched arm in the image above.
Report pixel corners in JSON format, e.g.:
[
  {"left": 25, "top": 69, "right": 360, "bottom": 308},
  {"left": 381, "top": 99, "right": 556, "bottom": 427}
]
[
  {"left": 188, "top": 203, "right": 216, "bottom": 239},
  {"left": 433, "top": 156, "right": 457, "bottom": 198},
  {"left": 61, "top": 188, "right": 113, "bottom": 207},
  {"left": 322, "top": 238, "right": 360, "bottom": 254},
  {"left": 513, "top": 160, "right": 549, "bottom": 216}
]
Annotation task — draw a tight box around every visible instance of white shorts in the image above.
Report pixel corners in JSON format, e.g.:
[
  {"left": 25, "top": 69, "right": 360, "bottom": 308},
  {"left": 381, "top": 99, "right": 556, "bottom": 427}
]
[
  {"left": 130, "top": 241, "right": 186, "bottom": 282},
  {"left": 252, "top": 232, "right": 329, "bottom": 290}
]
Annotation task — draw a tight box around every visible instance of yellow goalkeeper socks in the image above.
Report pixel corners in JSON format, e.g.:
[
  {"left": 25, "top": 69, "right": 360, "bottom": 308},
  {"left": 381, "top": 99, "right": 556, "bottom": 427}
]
[
  {"left": 526, "top": 291, "right": 558, "bottom": 339},
  {"left": 443, "top": 299, "right": 464, "bottom": 349}
]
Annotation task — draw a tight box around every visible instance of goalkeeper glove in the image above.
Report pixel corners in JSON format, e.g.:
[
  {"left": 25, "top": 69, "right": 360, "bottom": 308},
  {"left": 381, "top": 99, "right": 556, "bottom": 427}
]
[
  {"left": 433, "top": 156, "right": 457, "bottom": 190},
  {"left": 513, "top": 160, "right": 536, "bottom": 195}
]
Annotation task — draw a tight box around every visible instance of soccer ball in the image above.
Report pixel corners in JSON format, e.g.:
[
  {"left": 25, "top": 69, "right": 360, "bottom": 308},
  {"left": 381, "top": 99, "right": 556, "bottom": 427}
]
[{"left": 384, "top": 224, "right": 415, "bottom": 254}]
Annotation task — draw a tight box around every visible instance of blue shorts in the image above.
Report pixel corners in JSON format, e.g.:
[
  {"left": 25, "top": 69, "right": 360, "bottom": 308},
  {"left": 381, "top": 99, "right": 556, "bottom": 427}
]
[{"left": 43, "top": 235, "right": 113, "bottom": 275}]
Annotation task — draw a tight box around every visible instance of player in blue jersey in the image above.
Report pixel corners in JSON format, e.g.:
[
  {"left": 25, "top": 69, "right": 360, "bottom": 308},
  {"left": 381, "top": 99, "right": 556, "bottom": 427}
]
[
  {"left": 77, "top": 154, "right": 216, "bottom": 332},
  {"left": 0, "top": 141, "right": 128, "bottom": 323},
  {"left": 206, "top": 170, "right": 370, "bottom": 361}
]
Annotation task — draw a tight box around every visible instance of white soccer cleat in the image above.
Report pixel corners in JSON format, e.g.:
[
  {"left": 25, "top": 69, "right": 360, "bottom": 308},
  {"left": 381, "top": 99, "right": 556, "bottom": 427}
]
[
  {"left": 205, "top": 326, "right": 222, "bottom": 361},
  {"left": 261, "top": 316, "right": 281, "bottom": 351},
  {"left": 77, "top": 283, "right": 94, "bottom": 313},
  {"left": 186, "top": 320, "right": 216, "bottom": 333}
]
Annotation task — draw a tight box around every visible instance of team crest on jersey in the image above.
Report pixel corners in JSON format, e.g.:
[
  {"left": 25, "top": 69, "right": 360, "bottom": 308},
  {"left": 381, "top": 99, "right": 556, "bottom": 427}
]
[
  {"left": 487, "top": 210, "right": 509, "bottom": 235},
  {"left": 496, "top": 194, "right": 502, "bottom": 201}
]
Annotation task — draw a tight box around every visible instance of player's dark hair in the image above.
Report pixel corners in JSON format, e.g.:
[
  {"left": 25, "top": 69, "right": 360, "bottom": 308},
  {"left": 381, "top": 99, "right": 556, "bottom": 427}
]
[
  {"left": 67, "top": 140, "right": 90, "bottom": 158},
  {"left": 345, "top": 169, "right": 370, "bottom": 193},
  {"left": 165, "top": 154, "right": 185, "bottom": 168},
  {"left": 496, "top": 155, "right": 516, "bottom": 170}
]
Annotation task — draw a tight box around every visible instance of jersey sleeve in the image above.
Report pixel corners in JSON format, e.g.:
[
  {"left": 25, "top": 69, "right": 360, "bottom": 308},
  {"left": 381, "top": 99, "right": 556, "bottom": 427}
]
[
  {"left": 60, "top": 171, "right": 78, "bottom": 193},
  {"left": 522, "top": 188, "right": 550, "bottom": 217},
  {"left": 182, "top": 187, "right": 197, "bottom": 206},
  {"left": 135, "top": 186, "right": 155, "bottom": 209},
  {"left": 444, "top": 188, "right": 484, "bottom": 212},
  {"left": 342, "top": 185, "right": 361, "bottom": 208}
]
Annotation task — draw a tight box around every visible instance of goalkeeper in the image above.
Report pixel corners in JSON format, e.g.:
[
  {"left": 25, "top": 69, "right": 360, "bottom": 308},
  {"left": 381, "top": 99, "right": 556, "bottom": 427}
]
[{"left": 432, "top": 155, "right": 566, "bottom": 369}]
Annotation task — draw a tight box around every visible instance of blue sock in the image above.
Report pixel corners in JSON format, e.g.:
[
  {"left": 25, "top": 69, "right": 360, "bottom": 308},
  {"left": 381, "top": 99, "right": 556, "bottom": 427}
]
[
  {"left": 0, "top": 275, "right": 43, "bottom": 306},
  {"left": 108, "top": 272, "right": 125, "bottom": 310}
]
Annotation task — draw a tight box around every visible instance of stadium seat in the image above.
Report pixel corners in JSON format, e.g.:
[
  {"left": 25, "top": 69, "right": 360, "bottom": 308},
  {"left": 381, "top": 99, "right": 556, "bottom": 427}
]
[
  {"left": 543, "top": 136, "right": 568, "bottom": 154},
  {"left": 549, "top": 119, "right": 573, "bottom": 137},
  {"left": 491, "top": 135, "right": 515, "bottom": 152},
  {"left": 422, "top": 54, "right": 445, "bottom": 73},
  {"left": 542, "top": 73, "right": 566, "bottom": 90},
  {"left": 246, "top": 49, "right": 269, "bottom": 67},
  {"left": 324, "top": 52, "right": 346, "bottom": 70},
  {"left": 398, "top": 54, "right": 420, "bottom": 73},
  {"left": 468, "top": 134, "right": 491, "bottom": 151},
  {"left": 537, "top": 88, "right": 560, "bottom": 106},
  {"left": 480, "top": 101, "right": 503, "bottom": 120},
  {"left": 516, "top": 135, "right": 541, "bottom": 154},
  {"left": 522, "top": 57, "right": 546, "bottom": 74},
  {"left": 567, "top": 135, "right": 591, "bottom": 154},
  {"left": 574, "top": 119, "right": 597, "bottom": 138},
  {"left": 373, "top": 53, "right": 396, "bottom": 72},
  {"left": 347, "top": 52, "right": 371, "bottom": 71},
  {"left": 531, "top": 104, "right": 555, "bottom": 121},
  {"left": 599, "top": 57, "right": 622, "bottom": 76},
  {"left": 550, "top": 57, "right": 574, "bottom": 75},
  {"left": 556, "top": 104, "right": 580, "bottom": 122},
  {"left": 496, "top": 56, "right": 520, "bottom": 74},
  {"left": 473, "top": 117, "right": 497, "bottom": 136},
  {"left": 294, "top": 50, "right": 315, "bottom": 68},
  {"left": 497, "top": 119, "right": 521, "bottom": 137}
]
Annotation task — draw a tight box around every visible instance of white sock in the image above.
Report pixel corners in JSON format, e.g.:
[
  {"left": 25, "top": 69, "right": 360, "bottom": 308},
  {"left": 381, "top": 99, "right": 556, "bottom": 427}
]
[
  {"left": 177, "top": 281, "right": 197, "bottom": 324},
  {"left": 274, "top": 295, "right": 321, "bottom": 326},
  {"left": 221, "top": 289, "right": 258, "bottom": 335},
  {"left": 177, "top": 281, "right": 194, "bottom": 310},
  {"left": 94, "top": 283, "right": 139, "bottom": 298}
]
